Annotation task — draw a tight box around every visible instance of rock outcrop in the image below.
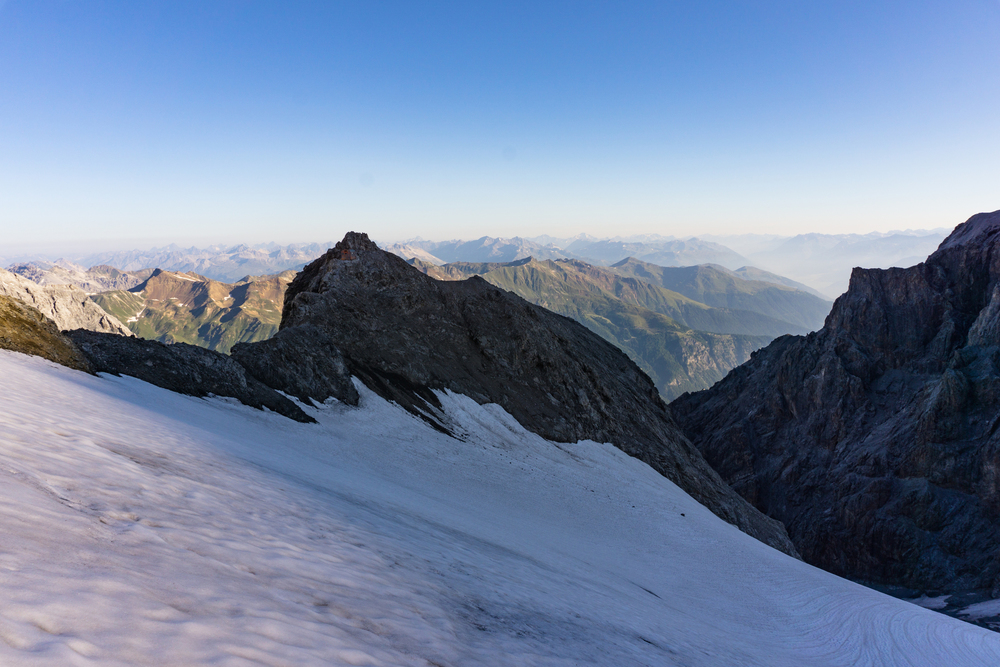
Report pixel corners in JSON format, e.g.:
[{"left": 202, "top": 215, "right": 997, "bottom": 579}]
[
  {"left": 230, "top": 325, "right": 359, "bottom": 407},
  {"left": 0, "top": 296, "right": 91, "bottom": 372},
  {"left": 235, "top": 232, "right": 797, "bottom": 556},
  {"left": 68, "top": 330, "right": 314, "bottom": 424},
  {"left": 0, "top": 268, "right": 130, "bottom": 335},
  {"left": 671, "top": 210, "right": 1000, "bottom": 595}
]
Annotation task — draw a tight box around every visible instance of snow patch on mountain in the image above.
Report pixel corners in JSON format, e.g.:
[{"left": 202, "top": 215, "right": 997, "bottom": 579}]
[{"left": 0, "top": 351, "right": 998, "bottom": 665}]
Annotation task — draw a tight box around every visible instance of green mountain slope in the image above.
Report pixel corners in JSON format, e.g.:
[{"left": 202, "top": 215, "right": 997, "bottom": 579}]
[
  {"left": 611, "top": 258, "right": 832, "bottom": 332},
  {"left": 418, "top": 257, "right": 807, "bottom": 337},
  {"left": 409, "top": 257, "right": 772, "bottom": 399},
  {"left": 91, "top": 269, "right": 294, "bottom": 353}
]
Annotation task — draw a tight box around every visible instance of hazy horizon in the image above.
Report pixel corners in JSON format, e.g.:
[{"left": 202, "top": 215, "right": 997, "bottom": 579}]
[{"left": 0, "top": 224, "right": 955, "bottom": 263}]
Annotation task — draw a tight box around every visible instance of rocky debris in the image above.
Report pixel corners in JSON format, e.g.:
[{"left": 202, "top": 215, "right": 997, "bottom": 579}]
[
  {"left": 230, "top": 325, "right": 359, "bottom": 407},
  {"left": 671, "top": 209, "right": 1000, "bottom": 595},
  {"left": 0, "top": 268, "right": 131, "bottom": 335},
  {"left": 239, "top": 231, "right": 797, "bottom": 555},
  {"left": 67, "top": 330, "right": 315, "bottom": 424},
  {"left": 0, "top": 296, "right": 91, "bottom": 372}
]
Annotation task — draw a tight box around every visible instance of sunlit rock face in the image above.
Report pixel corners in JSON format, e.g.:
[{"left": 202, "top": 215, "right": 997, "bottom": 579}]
[
  {"left": 0, "top": 267, "right": 130, "bottom": 335},
  {"left": 672, "top": 210, "right": 1000, "bottom": 595},
  {"left": 0, "top": 295, "right": 91, "bottom": 372},
  {"left": 236, "top": 231, "right": 797, "bottom": 555}
]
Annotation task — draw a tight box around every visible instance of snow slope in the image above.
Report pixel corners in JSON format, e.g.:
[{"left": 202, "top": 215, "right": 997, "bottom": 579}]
[{"left": 1, "top": 350, "right": 998, "bottom": 666}]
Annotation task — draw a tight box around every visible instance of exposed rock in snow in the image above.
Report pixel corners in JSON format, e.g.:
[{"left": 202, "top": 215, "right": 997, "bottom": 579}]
[
  {"left": 66, "top": 329, "right": 314, "bottom": 423},
  {"left": 0, "top": 267, "right": 130, "bottom": 335},
  {"left": 230, "top": 324, "right": 360, "bottom": 407},
  {"left": 0, "top": 350, "right": 998, "bottom": 665}
]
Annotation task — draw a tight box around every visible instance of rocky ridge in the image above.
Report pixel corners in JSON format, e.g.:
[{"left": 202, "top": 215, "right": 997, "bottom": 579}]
[
  {"left": 408, "top": 256, "right": 778, "bottom": 400},
  {"left": 235, "top": 232, "right": 797, "bottom": 555},
  {"left": 0, "top": 268, "right": 131, "bottom": 335},
  {"left": 671, "top": 210, "right": 1000, "bottom": 597},
  {"left": 68, "top": 330, "right": 314, "bottom": 424}
]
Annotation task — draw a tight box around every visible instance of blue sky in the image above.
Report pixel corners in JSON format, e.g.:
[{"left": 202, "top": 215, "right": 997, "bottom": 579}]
[{"left": 1, "top": 1, "right": 998, "bottom": 248}]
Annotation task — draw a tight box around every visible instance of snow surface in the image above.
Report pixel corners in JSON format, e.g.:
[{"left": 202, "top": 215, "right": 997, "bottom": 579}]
[
  {"left": 963, "top": 600, "right": 1000, "bottom": 622},
  {"left": 1, "top": 350, "right": 999, "bottom": 666}
]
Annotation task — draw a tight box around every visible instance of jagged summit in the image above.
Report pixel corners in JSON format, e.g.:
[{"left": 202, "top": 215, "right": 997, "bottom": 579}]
[
  {"left": 672, "top": 209, "right": 1000, "bottom": 602},
  {"left": 934, "top": 209, "right": 1000, "bottom": 253},
  {"left": 337, "top": 230, "right": 381, "bottom": 253},
  {"left": 235, "top": 232, "right": 798, "bottom": 555}
]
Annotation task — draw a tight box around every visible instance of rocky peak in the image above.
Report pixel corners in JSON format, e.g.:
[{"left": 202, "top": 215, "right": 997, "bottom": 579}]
[
  {"left": 235, "top": 232, "right": 798, "bottom": 556},
  {"left": 671, "top": 209, "right": 1000, "bottom": 600},
  {"left": 934, "top": 209, "right": 1000, "bottom": 254},
  {"left": 823, "top": 209, "right": 1000, "bottom": 373}
]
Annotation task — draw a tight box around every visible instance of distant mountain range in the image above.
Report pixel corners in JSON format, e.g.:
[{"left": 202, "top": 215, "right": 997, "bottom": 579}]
[
  {"left": 9, "top": 260, "right": 153, "bottom": 293},
  {"left": 382, "top": 237, "right": 571, "bottom": 265},
  {"left": 387, "top": 229, "right": 948, "bottom": 298},
  {"left": 385, "top": 235, "right": 752, "bottom": 270},
  {"left": 9, "top": 243, "right": 832, "bottom": 397},
  {"left": 3, "top": 227, "right": 948, "bottom": 299},
  {"left": 75, "top": 242, "right": 335, "bottom": 283},
  {"left": 409, "top": 256, "right": 830, "bottom": 399}
]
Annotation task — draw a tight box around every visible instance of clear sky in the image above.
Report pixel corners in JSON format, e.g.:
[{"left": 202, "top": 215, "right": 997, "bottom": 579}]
[{"left": 1, "top": 1, "right": 998, "bottom": 249}]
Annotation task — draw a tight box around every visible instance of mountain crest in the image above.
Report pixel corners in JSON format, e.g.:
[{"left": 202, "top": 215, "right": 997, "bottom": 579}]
[
  {"left": 934, "top": 209, "right": 1000, "bottom": 253},
  {"left": 671, "top": 209, "right": 1000, "bottom": 597},
  {"left": 237, "top": 232, "right": 798, "bottom": 555}
]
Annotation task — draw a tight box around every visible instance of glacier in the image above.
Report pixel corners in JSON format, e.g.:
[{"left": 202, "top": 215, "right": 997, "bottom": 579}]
[{"left": 0, "top": 349, "right": 998, "bottom": 666}]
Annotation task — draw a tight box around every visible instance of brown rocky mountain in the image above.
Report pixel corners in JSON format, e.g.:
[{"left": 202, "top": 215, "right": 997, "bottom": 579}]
[
  {"left": 92, "top": 269, "right": 294, "bottom": 353},
  {"left": 671, "top": 210, "right": 1000, "bottom": 602},
  {"left": 232, "top": 232, "right": 797, "bottom": 555}
]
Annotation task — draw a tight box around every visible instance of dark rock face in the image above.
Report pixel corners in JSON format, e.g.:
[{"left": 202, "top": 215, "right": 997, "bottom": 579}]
[
  {"left": 230, "top": 325, "right": 359, "bottom": 407},
  {"left": 253, "top": 231, "right": 797, "bottom": 555},
  {"left": 671, "top": 210, "right": 1000, "bottom": 594},
  {"left": 67, "top": 330, "right": 315, "bottom": 424}
]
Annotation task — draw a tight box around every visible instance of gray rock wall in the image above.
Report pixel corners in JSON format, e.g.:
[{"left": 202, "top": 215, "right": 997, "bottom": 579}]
[{"left": 672, "top": 210, "right": 1000, "bottom": 595}]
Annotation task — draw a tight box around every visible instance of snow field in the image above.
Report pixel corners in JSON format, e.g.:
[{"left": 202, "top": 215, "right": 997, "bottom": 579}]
[{"left": 0, "top": 349, "right": 999, "bottom": 665}]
